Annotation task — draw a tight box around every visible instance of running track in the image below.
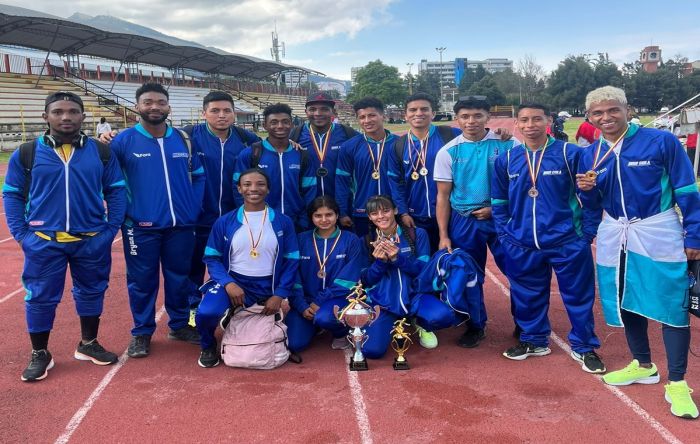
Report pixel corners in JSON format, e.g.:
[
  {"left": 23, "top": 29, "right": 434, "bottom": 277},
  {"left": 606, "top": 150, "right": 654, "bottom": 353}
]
[{"left": 1, "top": 126, "right": 700, "bottom": 443}]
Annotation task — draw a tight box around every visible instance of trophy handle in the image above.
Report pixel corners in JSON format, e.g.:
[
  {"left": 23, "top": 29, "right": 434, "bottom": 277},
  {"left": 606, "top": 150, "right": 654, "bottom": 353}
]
[
  {"left": 368, "top": 305, "right": 381, "bottom": 325},
  {"left": 333, "top": 305, "right": 340, "bottom": 320}
]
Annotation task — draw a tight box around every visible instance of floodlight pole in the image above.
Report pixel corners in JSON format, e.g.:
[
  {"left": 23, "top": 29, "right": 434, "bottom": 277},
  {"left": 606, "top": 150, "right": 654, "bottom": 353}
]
[
  {"left": 406, "top": 62, "right": 414, "bottom": 94},
  {"left": 435, "top": 47, "right": 446, "bottom": 109}
]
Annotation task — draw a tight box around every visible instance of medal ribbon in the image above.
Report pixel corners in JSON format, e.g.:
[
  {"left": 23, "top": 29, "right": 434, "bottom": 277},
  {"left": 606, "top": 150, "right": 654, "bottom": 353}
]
[
  {"left": 591, "top": 125, "right": 629, "bottom": 171},
  {"left": 309, "top": 124, "right": 333, "bottom": 164},
  {"left": 313, "top": 230, "right": 343, "bottom": 277},
  {"left": 523, "top": 139, "right": 550, "bottom": 189},
  {"left": 243, "top": 206, "right": 268, "bottom": 253},
  {"left": 364, "top": 134, "right": 386, "bottom": 174},
  {"left": 406, "top": 130, "right": 428, "bottom": 174}
]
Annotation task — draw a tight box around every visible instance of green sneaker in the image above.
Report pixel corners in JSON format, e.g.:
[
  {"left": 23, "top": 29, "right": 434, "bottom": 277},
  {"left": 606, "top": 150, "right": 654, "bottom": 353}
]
[
  {"left": 665, "top": 380, "right": 699, "bottom": 419},
  {"left": 602, "top": 359, "right": 660, "bottom": 386},
  {"left": 416, "top": 326, "right": 438, "bottom": 349}
]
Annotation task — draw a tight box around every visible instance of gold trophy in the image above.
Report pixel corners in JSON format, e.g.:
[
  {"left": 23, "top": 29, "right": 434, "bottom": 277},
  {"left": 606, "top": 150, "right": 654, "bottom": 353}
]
[
  {"left": 391, "top": 318, "right": 413, "bottom": 370},
  {"left": 334, "top": 283, "right": 380, "bottom": 371}
]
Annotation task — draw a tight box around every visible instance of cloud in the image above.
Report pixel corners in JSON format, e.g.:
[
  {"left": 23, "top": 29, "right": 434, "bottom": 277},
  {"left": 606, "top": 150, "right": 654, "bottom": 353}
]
[{"left": 2, "top": 0, "right": 396, "bottom": 60}]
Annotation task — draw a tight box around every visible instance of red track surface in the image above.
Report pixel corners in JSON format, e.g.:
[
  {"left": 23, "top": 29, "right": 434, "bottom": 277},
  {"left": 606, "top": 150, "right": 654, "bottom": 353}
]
[{"left": 1, "top": 170, "right": 700, "bottom": 443}]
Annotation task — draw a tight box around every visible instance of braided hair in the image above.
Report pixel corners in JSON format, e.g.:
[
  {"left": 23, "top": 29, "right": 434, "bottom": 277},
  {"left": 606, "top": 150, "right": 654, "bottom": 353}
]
[{"left": 365, "top": 195, "right": 415, "bottom": 258}]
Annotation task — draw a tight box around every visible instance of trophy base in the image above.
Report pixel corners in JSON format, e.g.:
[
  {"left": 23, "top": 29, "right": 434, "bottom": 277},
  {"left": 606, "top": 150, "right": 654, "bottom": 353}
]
[
  {"left": 349, "top": 357, "right": 369, "bottom": 371},
  {"left": 393, "top": 358, "right": 410, "bottom": 371}
]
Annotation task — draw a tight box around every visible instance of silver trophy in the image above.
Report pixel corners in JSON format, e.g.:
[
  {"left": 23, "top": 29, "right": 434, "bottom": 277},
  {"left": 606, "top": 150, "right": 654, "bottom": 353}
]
[{"left": 334, "top": 284, "right": 380, "bottom": 371}]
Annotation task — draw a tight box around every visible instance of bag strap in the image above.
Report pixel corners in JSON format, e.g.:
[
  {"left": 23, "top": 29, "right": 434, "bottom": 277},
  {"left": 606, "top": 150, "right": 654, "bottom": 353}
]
[
  {"left": 19, "top": 140, "right": 36, "bottom": 201},
  {"left": 250, "top": 141, "right": 263, "bottom": 168},
  {"left": 175, "top": 128, "right": 193, "bottom": 183},
  {"left": 436, "top": 125, "right": 456, "bottom": 145},
  {"left": 290, "top": 125, "right": 303, "bottom": 143},
  {"left": 395, "top": 134, "right": 407, "bottom": 182}
]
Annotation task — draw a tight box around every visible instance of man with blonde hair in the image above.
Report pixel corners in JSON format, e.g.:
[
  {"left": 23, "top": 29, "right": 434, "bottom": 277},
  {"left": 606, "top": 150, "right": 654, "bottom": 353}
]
[{"left": 576, "top": 85, "right": 700, "bottom": 419}]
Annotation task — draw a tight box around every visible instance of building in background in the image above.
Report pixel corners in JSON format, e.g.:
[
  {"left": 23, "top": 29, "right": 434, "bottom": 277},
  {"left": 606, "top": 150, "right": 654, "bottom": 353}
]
[
  {"left": 419, "top": 57, "right": 513, "bottom": 87},
  {"left": 640, "top": 46, "right": 661, "bottom": 73}
]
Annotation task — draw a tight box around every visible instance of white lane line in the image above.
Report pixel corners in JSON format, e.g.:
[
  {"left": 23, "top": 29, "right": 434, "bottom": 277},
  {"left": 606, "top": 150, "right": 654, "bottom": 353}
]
[
  {"left": 344, "top": 349, "right": 373, "bottom": 444},
  {"left": 0, "top": 287, "right": 23, "bottom": 304},
  {"left": 0, "top": 236, "right": 14, "bottom": 244},
  {"left": 54, "top": 305, "right": 166, "bottom": 444},
  {"left": 485, "top": 269, "right": 683, "bottom": 444},
  {"left": 112, "top": 236, "right": 122, "bottom": 245}
]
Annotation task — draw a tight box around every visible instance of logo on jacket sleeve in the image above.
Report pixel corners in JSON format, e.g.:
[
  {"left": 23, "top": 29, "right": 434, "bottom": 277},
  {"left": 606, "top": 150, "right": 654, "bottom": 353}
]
[
  {"left": 172, "top": 152, "right": 189, "bottom": 158},
  {"left": 28, "top": 220, "right": 44, "bottom": 226},
  {"left": 133, "top": 153, "right": 151, "bottom": 158}
]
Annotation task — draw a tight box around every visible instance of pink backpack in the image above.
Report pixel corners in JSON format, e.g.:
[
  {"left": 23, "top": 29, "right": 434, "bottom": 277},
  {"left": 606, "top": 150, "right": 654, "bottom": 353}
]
[{"left": 220, "top": 304, "right": 290, "bottom": 369}]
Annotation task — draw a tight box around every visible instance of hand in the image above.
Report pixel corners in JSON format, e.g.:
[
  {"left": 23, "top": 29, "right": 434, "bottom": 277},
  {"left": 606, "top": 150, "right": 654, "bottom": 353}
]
[
  {"left": 225, "top": 282, "right": 245, "bottom": 307},
  {"left": 439, "top": 236, "right": 452, "bottom": 253},
  {"left": 494, "top": 128, "right": 513, "bottom": 141},
  {"left": 99, "top": 130, "right": 117, "bottom": 144},
  {"left": 263, "top": 296, "right": 283, "bottom": 316},
  {"left": 371, "top": 241, "right": 390, "bottom": 261},
  {"left": 302, "top": 303, "right": 319, "bottom": 321},
  {"left": 576, "top": 173, "right": 596, "bottom": 192},
  {"left": 686, "top": 248, "right": 700, "bottom": 260},
  {"left": 383, "top": 241, "right": 400, "bottom": 261},
  {"left": 471, "top": 207, "right": 492, "bottom": 220},
  {"left": 400, "top": 213, "right": 415, "bottom": 229},
  {"left": 339, "top": 216, "right": 353, "bottom": 228},
  {"left": 290, "top": 140, "right": 304, "bottom": 151}
]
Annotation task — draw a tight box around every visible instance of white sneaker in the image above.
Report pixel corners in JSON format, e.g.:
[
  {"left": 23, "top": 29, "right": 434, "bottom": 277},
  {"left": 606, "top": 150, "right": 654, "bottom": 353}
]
[{"left": 331, "top": 337, "right": 350, "bottom": 350}]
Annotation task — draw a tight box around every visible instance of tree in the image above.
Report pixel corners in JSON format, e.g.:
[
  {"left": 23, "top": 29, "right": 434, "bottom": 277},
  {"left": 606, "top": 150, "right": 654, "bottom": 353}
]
[
  {"left": 413, "top": 71, "right": 441, "bottom": 105},
  {"left": 592, "top": 54, "right": 623, "bottom": 88},
  {"left": 491, "top": 68, "right": 522, "bottom": 105},
  {"left": 546, "top": 55, "right": 596, "bottom": 113},
  {"left": 517, "top": 54, "right": 546, "bottom": 103},
  {"left": 465, "top": 75, "right": 506, "bottom": 105},
  {"left": 346, "top": 60, "right": 407, "bottom": 106},
  {"left": 457, "top": 68, "right": 476, "bottom": 94}
]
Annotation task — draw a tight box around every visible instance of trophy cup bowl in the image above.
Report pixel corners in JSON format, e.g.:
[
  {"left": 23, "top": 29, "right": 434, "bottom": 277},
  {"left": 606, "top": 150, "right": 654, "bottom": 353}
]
[{"left": 334, "top": 299, "right": 380, "bottom": 371}]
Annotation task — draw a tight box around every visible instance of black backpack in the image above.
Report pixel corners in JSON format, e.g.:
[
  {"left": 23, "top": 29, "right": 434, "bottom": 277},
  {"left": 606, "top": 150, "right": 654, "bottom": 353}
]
[
  {"left": 19, "top": 137, "right": 111, "bottom": 201},
  {"left": 249, "top": 141, "right": 310, "bottom": 194},
  {"left": 393, "top": 125, "right": 456, "bottom": 182}
]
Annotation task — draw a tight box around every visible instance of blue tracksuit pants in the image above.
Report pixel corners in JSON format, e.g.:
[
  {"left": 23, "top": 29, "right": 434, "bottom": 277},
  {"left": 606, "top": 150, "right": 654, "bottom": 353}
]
[
  {"left": 122, "top": 226, "right": 195, "bottom": 336},
  {"left": 286, "top": 297, "right": 349, "bottom": 352},
  {"left": 502, "top": 237, "right": 600, "bottom": 353},
  {"left": 448, "top": 211, "right": 508, "bottom": 329},
  {"left": 187, "top": 225, "right": 211, "bottom": 310},
  {"left": 21, "top": 230, "right": 114, "bottom": 333}
]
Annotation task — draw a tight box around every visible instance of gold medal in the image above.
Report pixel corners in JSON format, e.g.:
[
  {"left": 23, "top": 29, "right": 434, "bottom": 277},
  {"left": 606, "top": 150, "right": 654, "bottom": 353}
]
[
  {"left": 585, "top": 170, "right": 598, "bottom": 180},
  {"left": 528, "top": 187, "right": 539, "bottom": 198},
  {"left": 372, "top": 171, "right": 380, "bottom": 180},
  {"left": 250, "top": 249, "right": 259, "bottom": 258},
  {"left": 243, "top": 206, "right": 267, "bottom": 260},
  {"left": 419, "top": 167, "right": 428, "bottom": 176},
  {"left": 317, "top": 269, "right": 326, "bottom": 279},
  {"left": 365, "top": 135, "right": 386, "bottom": 182},
  {"left": 411, "top": 171, "right": 420, "bottom": 180}
]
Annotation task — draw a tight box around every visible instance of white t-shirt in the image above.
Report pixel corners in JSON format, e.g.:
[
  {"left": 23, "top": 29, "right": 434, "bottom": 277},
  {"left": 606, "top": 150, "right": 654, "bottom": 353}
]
[
  {"left": 97, "top": 122, "right": 112, "bottom": 135},
  {"left": 229, "top": 209, "right": 278, "bottom": 276}
]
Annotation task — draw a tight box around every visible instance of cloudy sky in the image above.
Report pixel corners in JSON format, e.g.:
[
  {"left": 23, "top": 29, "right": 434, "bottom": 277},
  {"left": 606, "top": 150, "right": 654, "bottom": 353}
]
[{"left": 2, "top": 0, "right": 700, "bottom": 80}]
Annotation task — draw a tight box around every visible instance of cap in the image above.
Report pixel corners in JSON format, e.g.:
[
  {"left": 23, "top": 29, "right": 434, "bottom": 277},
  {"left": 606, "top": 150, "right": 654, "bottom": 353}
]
[
  {"left": 630, "top": 118, "right": 641, "bottom": 125},
  {"left": 45, "top": 91, "right": 84, "bottom": 112},
  {"left": 558, "top": 111, "right": 572, "bottom": 119},
  {"left": 305, "top": 91, "right": 335, "bottom": 107}
]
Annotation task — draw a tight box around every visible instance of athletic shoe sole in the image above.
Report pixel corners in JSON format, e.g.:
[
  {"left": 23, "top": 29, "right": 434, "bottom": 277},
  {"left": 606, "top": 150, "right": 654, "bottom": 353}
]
[
  {"left": 20, "top": 359, "right": 55, "bottom": 382},
  {"left": 197, "top": 358, "right": 220, "bottom": 368},
  {"left": 604, "top": 374, "right": 661, "bottom": 386},
  {"left": 664, "top": 392, "right": 700, "bottom": 419},
  {"left": 503, "top": 348, "right": 551, "bottom": 361},
  {"left": 570, "top": 351, "right": 606, "bottom": 374},
  {"left": 74, "top": 350, "right": 118, "bottom": 366}
]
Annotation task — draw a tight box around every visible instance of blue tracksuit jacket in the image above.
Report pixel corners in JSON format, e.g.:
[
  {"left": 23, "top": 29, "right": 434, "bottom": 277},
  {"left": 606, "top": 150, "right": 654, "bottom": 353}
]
[
  {"left": 335, "top": 131, "right": 396, "bottom": 219},
  {"left": 387, "top": 125, "right": 461, "bottom": 218},
  {"left": 110, "top": 124, "right": 205, "bottom": 229},
  {"left": 491, "top": 138, "right": 597, "bottom": 248},
  {"left": 295, "top": 123, "right": 358, "bottom": 197},
  {"left": 233, "top": 140, "right": 316, "bottom": 227},
  {"left": 360, "top": 226, "right": 430, "bottom": 316},
  {"left": 203, "top": 206, "right": 300, "bottom": 306},
  {"left": 3, "top": 137, "right": 126, "bottom": 239},
  {"left": 188, "top": 123, "right": 259, "bottom": 227},
  {"left": 293, "top": 228, "right": 362, "bottom": 313}
]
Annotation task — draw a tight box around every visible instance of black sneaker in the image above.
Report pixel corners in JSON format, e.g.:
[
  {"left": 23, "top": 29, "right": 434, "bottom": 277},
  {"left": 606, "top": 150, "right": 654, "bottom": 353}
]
[
  {"left": 168, "top": 325, "right": 201, "bottom": 344},
  {"left": 74, "top": 340, "right": 118, "bottom": 365},
  {"left": 127, "top": 335, "right": 151, "bottom": 358},
  {"left": 21, "top": 349, "right": 54, "bottom": 382},
  {"left": 571, "top": 350, "right": 606, "bottom": 374},
  {"left": 503, "top": 341, "right": 551, "bottom": 361},
  {"left": 458, "top": 328, "right": 485, "bottom": 348},
  {"left": 198, "top": 345, "right": 220, "bottom": 368}
]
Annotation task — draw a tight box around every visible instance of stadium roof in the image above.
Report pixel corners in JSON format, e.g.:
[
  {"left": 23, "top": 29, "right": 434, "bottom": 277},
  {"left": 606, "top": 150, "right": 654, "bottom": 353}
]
[{"left": 0, "top": 11, "right": 318, "bottom": 79}]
